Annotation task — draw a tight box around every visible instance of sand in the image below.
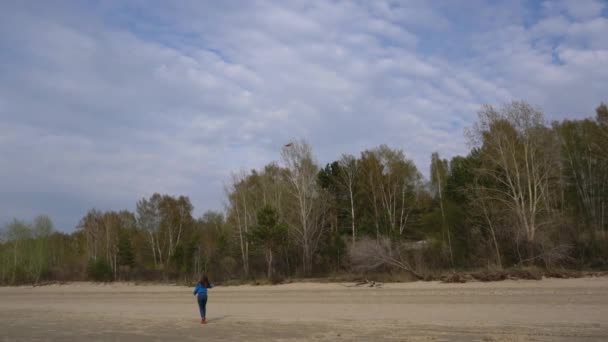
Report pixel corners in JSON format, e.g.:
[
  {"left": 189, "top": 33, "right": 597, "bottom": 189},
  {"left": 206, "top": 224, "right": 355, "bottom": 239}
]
[{"left": 1, "top": 277, "right": 608, "bottom": 341}]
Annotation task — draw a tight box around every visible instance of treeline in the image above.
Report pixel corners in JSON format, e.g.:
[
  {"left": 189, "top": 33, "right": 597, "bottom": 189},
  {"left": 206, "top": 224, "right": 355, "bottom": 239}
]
[{"left": 1, "top": 101, "right": 607, "bottom": 285}]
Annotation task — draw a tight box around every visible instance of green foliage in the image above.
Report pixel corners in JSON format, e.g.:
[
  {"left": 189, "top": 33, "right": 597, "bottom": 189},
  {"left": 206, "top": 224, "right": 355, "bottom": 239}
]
[
  {"left": 87, "top": 258, "right": 113, "bottom": 282},
  {"left": 0, "top": 217, "right": 56, "bottom": 284},
  {"left": 445, "top": 152, "right": 480, "bottom": 203},
  {"left": 597, "top": 103, "right": 608, "bottom": 126},
  {"left": 117, "top": 233, "right": 135, "bottom": 267},
  {"left": 250, "top": 206, "right": 288, "bottom": 250},
  {"left": 249, "top": 205, "right": 288, "bottom": 278},
  {"left": 318, "top": 228, "right": 347, "bottom": 272}
]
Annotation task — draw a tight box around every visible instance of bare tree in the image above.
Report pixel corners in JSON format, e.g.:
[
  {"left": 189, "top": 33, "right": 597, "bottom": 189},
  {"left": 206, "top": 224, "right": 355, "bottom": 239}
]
[
  {"left": 361, "top": 145, "right": 421, "bottom": 237},
  {"left": 337, "top": 154, "right": 358, "bottom": 246},
  {"left": 226, "top": 173, "right": 251, "bottom": 277},
  {"left": 136, "top": 195, "right": 162, "bottom": 268},
  {"left": 30, "top": 216, "right": 53, "bottom": 284},
  {"left": 349, "top": 237, "right": 422, "bottom": 279},
  {"left": 99, "top": 211, "right": 134, "bottom": 280},
  {"left": 160, "top": 195, "right": 193, "bottom": 261},
  {"left": 468, "top": 101, "right": 559, "bottom": 259},
  {"left": 78, "top": 209, "right": 103, "bottom": 262},
  {"left": 281, "top": 140, "right": 325, "bottom": 275},
  {"left": 6, "top": 219, "right": 31, "bottom": 283},
  {"left": 470, "top": 182, "right": 503, "bottom": 269}
]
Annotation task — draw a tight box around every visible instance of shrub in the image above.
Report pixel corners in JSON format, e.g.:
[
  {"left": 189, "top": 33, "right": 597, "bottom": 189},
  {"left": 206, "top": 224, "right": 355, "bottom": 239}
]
[
  {"left": 87, "top": 258, "right": 113, "bottom": 282},
  {"left": 349, "top": 237, "right": 423, "bottom": 279}
]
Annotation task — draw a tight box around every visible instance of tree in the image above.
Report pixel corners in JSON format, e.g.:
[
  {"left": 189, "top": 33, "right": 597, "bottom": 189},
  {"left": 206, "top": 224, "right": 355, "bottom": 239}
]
[
  {"left": 359, "top": 145, "right": 421, "bottom": 238},
  {"left": 78, "top": 209, "right": 103, "bottom": 262},
  {"left": 281, "top": 140, "right": 327, "bottom": 275},
  {"left": 359, "top": 149, "right": 383, "bottom": 238},
  {"left": 101, "top": 212, "right": 120, "bottom": 279},
  {"left": 250, "top": 205, "right": 288, "bottom": 279},
  {"left": 226, "top": 173, "right": 252, "bottom": 277},
  {"left": 193, "top": 211, "right": 227, "bottom": 278},
  {"left": 443, "top": 152, "right": 492, "bottom": 268},
  {"left": 29, "top": 215, "right": 54, "bottom": 283},
  {"left": 597, "top": 103, "right": 608, "bottom": 127},
  {"left": 430, "top": 152, "right": 453, "bottom": 266},
  {"left": 225, "top": 164, "right": 290, "bottom": 278},
  {"left": 468, "top": 101, "right": 559, "bottom": 261},
  {"left": 554, "top": 109, "right": 608, "bottom": 264},
  {"left": 117, "top": 232, "right": 135, "bottom": 268},
  {"left": 469, "top": 179, "right": 504, "bottom": 269},
  {"left": 337, "top": 154, "right": 359, "bottom": 246},
  {"left": 317, "top": 163, "right": 338, "bottom": 229},
  {"left": 136, "top": 194, "right": 193, "bottom": 270},
  {"left": 136, "top": 194, "right": 163, "bottom": 268},
  {"left": 159, "top": 195, "right": 193, "bottom": 263},
  {"left": 555, "top": 119, "right": 608, "bottom": 232},
  {"left": 87, "top": 257, "right": 113, "bottom": 282},
  {"left": 201, "top": 211, "right": 229, "bottom": 251},
  {"left": 6, "top": 219, "right": 31, "bottom": 283}
]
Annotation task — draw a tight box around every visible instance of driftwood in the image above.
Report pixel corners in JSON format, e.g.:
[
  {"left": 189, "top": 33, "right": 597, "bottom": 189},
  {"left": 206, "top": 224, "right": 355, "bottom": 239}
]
[{"left": 342, "top": 279, "right": 384, "bottom": 288}]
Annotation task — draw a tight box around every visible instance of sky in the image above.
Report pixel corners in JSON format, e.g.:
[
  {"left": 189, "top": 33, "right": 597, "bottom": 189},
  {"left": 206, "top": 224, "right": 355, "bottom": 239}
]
[{"left": 1, "top": 0, "right": 607, "bottom": 232}]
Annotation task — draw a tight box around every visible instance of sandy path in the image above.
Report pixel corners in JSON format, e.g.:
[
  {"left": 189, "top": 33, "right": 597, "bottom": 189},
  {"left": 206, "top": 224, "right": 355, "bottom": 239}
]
[{"left": 1, "top": 278, "right": 608, "bottom": 341}]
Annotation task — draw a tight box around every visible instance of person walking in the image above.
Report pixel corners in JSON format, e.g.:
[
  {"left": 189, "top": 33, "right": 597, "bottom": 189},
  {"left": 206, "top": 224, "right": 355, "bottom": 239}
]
[{"left": 193, "top": 274, "right": 213, "bottom": 324}]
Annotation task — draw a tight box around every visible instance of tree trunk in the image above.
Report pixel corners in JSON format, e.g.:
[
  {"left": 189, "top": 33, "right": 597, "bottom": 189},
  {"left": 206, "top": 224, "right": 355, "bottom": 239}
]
[
  {"left": 266, "top": 248, "right": 273, "bottom": 279},
  {"left": 149, "top": 232, "right": 157, "bottom": 268},
  {"left": 481, "top": 200, "right": 502, "bottom": 270},
  {"left": 435, "top": 166, "right": 453, "bottom": 267},
  {"left": 12, "top": 241, "right": 18, "bottom": 284},
  {"left": 235, "top": 195, "right": 249, "bottom": 277},
  {"left": 349, "top": 187, "right": 356, "bottom": 246}
]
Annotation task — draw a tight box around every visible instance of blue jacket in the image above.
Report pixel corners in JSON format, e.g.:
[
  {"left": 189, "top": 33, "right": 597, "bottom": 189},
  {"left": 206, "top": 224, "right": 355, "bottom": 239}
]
[{"left": 193, "top": 283, "right": 213, "bottom": 296}]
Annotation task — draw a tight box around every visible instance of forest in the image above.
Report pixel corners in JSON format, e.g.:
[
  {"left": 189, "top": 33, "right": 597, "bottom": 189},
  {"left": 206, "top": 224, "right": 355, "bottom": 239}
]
[{"left": 1, "top": 101, "right": 607, "bottom": 285}]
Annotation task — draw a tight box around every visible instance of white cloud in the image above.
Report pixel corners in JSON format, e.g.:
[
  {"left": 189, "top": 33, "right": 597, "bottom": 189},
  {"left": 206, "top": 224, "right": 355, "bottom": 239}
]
[{"left": 543, "top": 0, "right": 606, "bottom": 20}]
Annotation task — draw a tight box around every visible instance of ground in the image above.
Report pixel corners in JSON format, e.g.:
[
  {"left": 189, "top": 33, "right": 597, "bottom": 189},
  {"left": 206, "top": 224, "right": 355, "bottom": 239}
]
[{"left": 1, "top": 277, "right": 607, "bottom": 341}]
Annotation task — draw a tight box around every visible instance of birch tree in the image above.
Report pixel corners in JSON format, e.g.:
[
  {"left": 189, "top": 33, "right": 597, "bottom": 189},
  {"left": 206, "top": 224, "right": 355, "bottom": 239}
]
[
  {"left": 136, "top": 194, "right": 162, "bottom": 268},
  {"left": 431, "top": 152, "right": 453, "bottom": 265},
  {"left": 78, "top": 209, "right": 103, "bottom": 262},
  {"left": 29, "top": 215, "right": 53, "bottom": 283},
  {"left": 468, "top": 101, "right": 559, "bottom": 258},
  {"left": 360, "top": 145, "right": 421, "bottom": 237},
  {"left": 226, "top": 173, "right": 252, "bottom": 276},
  {"left": 337, "top": 154, "right": 359, "bottom": 245},
  {"left": 160, "top": 195, "right": 193, "bottom": 262},
  {"left": 6, "top": 219, "right": 31, "bottom": 283},
  {"left": 281, "top": 140, "right": 326, "bottom": 275},
  {"left": 469, "top": 180, "right": 504, "bottom": 269}
]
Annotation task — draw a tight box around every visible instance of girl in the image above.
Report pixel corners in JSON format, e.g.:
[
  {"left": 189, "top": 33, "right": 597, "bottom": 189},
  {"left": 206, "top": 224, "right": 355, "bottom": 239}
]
[{"left": 193, "top": 274, "right": 213, "bottom": 324}]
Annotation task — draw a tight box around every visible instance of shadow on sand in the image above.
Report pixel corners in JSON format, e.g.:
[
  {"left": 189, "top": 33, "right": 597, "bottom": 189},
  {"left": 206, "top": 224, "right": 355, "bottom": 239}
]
[{"left": 206, "top": 315, "right": 230, "bottom": 323}]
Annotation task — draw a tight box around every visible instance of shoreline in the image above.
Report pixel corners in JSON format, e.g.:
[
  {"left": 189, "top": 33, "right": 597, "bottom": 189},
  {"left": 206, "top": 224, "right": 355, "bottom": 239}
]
[
  {"left": 3, "top": 267, "right": 607, "bottom": 288},
  {"left": 3, "top": 274, "right": 608, "bottom": 290}
]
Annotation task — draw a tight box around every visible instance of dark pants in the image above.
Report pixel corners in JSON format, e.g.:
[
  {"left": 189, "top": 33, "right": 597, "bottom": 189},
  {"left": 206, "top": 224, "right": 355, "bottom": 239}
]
[{"left": 197, "top": 294, "right": 208, "bottom": 318}]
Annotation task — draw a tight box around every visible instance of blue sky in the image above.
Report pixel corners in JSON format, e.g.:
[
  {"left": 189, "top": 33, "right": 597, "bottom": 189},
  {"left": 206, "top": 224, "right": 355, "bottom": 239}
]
[{"left": 1, "top": 0, "right": 607, "bottom": 231}]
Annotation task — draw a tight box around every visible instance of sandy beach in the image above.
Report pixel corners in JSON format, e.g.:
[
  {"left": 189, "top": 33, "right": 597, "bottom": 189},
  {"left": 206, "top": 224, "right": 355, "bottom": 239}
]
[{"left": 1, "top": 277, "right": 608, "bottom": 341}]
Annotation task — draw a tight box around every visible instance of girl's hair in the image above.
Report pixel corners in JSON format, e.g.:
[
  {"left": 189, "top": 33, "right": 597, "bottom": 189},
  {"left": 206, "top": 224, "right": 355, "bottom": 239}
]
[{"left": 199, "top": 274, "right": 211, "bottom": 288}]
